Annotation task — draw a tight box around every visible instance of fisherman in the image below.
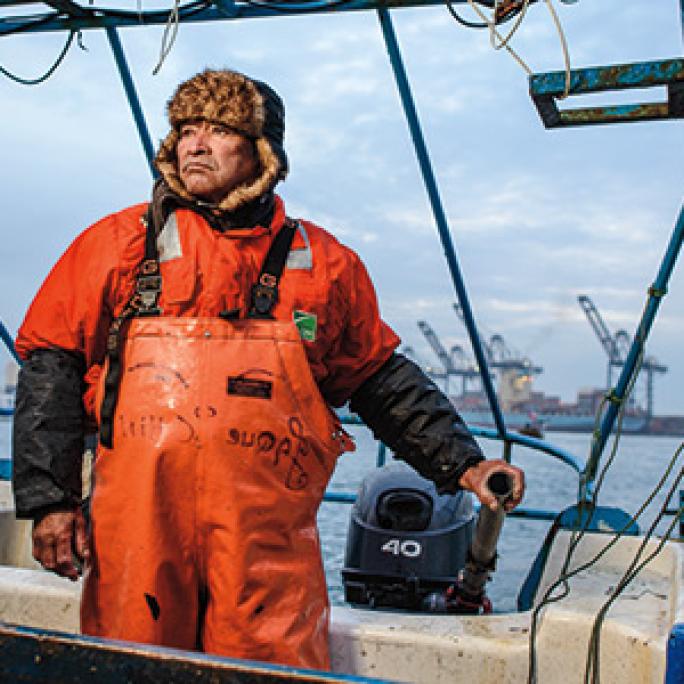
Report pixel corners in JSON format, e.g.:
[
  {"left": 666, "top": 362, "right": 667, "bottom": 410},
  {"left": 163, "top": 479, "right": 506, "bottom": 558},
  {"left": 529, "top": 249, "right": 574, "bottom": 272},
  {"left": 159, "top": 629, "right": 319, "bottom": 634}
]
[{"left": 12, "top": 69, "right": 524, "bottom": 670}]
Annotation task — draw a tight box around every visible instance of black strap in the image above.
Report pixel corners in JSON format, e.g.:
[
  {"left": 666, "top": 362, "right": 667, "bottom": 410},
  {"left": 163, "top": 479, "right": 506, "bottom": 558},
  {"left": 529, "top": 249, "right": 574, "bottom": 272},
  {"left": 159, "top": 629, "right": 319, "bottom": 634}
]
[
  {"left": 100, "top": 208, "right": 162, "bottom": 448},
  {"left": 100, "top": 213, "right": 298, "bottom": 447},
  {"left": 248, "top": 218, "right": 298, "bottom": 319}
]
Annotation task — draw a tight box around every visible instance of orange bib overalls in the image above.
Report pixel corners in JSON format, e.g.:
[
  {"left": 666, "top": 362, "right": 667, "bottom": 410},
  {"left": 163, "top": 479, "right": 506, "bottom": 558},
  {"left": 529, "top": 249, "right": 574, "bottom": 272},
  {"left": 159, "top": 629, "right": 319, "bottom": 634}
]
[{"left": 82, "top": 217, "right": 353, "bottom": 670}]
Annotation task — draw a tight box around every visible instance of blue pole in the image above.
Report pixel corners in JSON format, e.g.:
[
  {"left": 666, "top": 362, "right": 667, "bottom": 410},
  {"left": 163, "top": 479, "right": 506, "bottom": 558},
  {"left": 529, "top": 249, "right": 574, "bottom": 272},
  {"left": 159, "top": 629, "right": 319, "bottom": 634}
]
[
  {"left": 105, "top": 27, "right": 157, "bottom": 178},
  {"left": 376, "top": 8, "right": 507, "bottom": 438},
  {"left": 584, "top": 202, "right": 684, "bottom": 488},
  {"left": 0, "top": 320, "right": 20, "bottom": 366}
]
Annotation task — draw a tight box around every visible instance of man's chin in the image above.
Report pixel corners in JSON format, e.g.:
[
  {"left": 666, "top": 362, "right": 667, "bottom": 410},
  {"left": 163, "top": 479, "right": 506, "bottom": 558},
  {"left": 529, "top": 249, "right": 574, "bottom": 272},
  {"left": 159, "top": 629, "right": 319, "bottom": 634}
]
[{"left": 182, "top": 179, "right": 217, "bottom": 201}]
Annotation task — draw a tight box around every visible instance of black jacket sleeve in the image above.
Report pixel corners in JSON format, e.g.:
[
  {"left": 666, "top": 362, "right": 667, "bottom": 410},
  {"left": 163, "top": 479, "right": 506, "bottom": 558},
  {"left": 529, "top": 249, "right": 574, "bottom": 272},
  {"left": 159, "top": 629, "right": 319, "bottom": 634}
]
[
  {"left": 349, "top": 352, "right": 484, "bottom": 493},
  {"left": 12, "top": 348, "right": 86, "bottom": 519}
]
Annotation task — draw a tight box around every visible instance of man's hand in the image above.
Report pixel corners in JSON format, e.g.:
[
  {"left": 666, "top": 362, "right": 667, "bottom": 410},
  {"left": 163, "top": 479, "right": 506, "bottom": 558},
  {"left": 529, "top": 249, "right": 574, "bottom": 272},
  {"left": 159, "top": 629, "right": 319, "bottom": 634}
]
[
  {"left": 458, "top": 460, "right": 525, "bottom": 513},
  {"left": 32, "top": 508, "right": 89, "bottom": 581}
]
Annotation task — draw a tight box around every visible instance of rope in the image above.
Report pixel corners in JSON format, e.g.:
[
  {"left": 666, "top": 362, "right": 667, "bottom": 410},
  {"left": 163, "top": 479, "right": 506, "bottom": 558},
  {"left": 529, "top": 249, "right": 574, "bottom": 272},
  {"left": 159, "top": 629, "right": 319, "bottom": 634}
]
[
  {"left": 584, "top": 465, "right": 684, "bottom": 683},
  {"left": 527, "top": 332, "right": 647, "bottom": 683},
  {"left": 0, "top": 29, "right": 75, "bottom": 85},
  {"left": 449, "top": 0, "right": 572, "bottom": 99},
  {"left": 464, "top": 0, "right": 533, "bottom": 75},
  {"left": 152, "top": 0, "right": 181, "bottom": 75},
  {"left": 543, "top": 0, "right": 571, "bottom": 98}
]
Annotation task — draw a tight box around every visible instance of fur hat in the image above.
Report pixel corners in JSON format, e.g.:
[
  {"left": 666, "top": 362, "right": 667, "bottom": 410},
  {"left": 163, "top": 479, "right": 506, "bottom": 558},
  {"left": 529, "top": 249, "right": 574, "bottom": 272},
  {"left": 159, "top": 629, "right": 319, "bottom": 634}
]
[{"left": 155, "top": 69, "right": 288, "bottom": 212}]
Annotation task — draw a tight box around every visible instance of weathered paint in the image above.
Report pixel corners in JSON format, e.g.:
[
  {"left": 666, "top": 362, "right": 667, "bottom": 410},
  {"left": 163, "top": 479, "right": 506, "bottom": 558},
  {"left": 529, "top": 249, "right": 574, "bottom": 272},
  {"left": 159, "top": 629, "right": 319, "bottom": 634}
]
[
  {"left": 530, "top": 59, "right": 684, "bottom": 128},
  {"left": 530, "top": 59, "right": 684, "bottom": 96}
]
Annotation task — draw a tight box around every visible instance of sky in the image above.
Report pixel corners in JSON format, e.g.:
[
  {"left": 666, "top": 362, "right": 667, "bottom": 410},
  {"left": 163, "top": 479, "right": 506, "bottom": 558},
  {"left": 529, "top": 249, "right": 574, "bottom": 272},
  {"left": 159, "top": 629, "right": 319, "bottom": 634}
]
[{"left": 0, "top": 0, "right": 683, "bottom": 414}]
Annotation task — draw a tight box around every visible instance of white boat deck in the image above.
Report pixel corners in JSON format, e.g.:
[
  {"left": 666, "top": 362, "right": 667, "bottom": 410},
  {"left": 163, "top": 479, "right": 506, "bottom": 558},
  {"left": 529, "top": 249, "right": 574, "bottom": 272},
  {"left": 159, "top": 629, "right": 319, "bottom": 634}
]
[{"left": 0, "top": 479, "right": 680, "bottom": 683}]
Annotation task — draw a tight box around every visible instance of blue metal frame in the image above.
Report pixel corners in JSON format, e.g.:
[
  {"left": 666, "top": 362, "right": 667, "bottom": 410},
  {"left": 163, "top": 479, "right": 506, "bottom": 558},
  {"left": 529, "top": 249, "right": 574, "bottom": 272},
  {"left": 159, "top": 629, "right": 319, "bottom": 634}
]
[
  {"left": 530, "top": 59, "right": 684, "bottom": 128},
  {"left": 0, "top": 6, "right": 682, "bottom": 676},
  {"left": 377, "top": 7, "right": 507, "bottom": 439},
  {"left": 104, "top": 27, "right": 157, "bottom": 177},
  {"left": 0, "top": 0, "right": 475, "bottom": 36},
  {"left": 0, "top": 319, "right": 20, "bottom": 366},
  {"left": 582, "top": 203, "right": 684, "bottom": 496}
]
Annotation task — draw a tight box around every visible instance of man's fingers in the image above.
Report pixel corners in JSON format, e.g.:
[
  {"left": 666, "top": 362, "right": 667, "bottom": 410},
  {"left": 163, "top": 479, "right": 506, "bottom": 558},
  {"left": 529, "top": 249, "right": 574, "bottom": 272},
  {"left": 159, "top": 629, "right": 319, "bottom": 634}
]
[
  {"left": 74, "top": 510, "right": 89, "bottom": 563},
  {"left": 31, "top": 509, "right": 84, "bottom": 580}
]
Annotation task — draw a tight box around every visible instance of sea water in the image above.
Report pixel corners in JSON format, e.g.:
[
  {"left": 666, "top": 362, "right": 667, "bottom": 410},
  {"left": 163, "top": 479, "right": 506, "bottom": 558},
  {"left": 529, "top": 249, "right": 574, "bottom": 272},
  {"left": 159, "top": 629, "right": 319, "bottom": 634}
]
[{"left": 1, "top": 416, "right": 681, "bottom": 613}]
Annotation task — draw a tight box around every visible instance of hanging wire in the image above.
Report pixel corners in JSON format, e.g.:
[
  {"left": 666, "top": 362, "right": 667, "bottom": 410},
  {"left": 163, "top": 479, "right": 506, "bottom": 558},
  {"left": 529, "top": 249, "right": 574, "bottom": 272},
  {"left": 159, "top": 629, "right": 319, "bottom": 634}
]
[
  {"left": 526, "top": 440, "right": 681, "bottom": 683},
  {"left": 526, "top": 335, "right": 647, "bottom": 683},
  {"left": 152, "top": 0, "right": 181, "bottom": 74},
  {"left": 583, "top": 464, "right": 683, "bottom": 684},
  {"left": 0, "top": 29, "right": 75, "bottom": 85},
  {"left": 543, "top": 0, "right": 571, "bottom": 98},
  {"left": 447, "top": 0, "right": 573, "bottom": 97},
  {"left": 445, "top": 0, "right": 531, "bottom": 30},
  {"left": 527, "top": 285, "right": 683, "bottom": 684},
  {"left": 464, "top": 0, "right": 533, "bottom": 74}
]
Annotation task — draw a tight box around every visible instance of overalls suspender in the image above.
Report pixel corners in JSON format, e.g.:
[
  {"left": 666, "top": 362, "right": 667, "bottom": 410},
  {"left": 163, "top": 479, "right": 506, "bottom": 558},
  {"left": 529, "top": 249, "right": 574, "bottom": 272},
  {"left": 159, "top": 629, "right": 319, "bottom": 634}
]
[{"left": 99, "top": 211, "right": 298, "bottom": 448}]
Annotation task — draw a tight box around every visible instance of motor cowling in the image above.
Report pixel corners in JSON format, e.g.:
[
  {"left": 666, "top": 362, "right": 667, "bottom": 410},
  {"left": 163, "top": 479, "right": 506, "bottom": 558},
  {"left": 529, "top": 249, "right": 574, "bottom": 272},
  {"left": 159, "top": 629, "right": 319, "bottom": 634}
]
[{"left": 342, "top": 462, "right": 475, "bottom": 612}]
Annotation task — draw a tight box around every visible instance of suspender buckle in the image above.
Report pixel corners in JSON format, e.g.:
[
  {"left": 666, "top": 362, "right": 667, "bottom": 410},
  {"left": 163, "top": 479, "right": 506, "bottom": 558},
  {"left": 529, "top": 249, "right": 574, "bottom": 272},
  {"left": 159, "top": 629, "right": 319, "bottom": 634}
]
[{"left": 250, "top": 282, "right": 277, "bottom": 318}]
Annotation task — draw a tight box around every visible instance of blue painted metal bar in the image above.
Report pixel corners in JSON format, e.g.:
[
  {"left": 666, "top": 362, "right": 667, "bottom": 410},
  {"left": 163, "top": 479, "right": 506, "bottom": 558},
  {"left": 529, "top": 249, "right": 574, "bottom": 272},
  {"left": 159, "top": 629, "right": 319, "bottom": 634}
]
[
  {"left": 376, "top": 442, "right": 387, "bottom": 468},
  {"left": 530, "top": 60, "right": 684, "bottom": 128},
  {"left": 322, "top": 486, "right": 560, "bottom": 521},
  {"left": 0, "top": 0, "right": 470, "bottom": 35},
  {"left": 0, "top": 319, "right": 20, "bottom": 365},
  {"left": 468, "top": 425, "right": 584, "bottom": 474},
  {"left": 104, "top": 26, "right": 157, "bottom": 178},
  {"left": 666, "top": 623, "right": 684, "bottom": 684},
  {"left": 376, "top": 7, "right": 507, "bottom": 439},
  {"left": 583, "top": 203, "right": 684, "bottom": 491}
]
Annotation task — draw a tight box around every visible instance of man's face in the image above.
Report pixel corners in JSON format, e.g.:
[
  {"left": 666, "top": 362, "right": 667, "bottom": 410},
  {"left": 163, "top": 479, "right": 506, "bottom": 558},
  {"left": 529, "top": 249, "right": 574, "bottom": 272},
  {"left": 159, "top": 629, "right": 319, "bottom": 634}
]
[{"left": 177, "top": 120, "right": 258, "bottom": 204}]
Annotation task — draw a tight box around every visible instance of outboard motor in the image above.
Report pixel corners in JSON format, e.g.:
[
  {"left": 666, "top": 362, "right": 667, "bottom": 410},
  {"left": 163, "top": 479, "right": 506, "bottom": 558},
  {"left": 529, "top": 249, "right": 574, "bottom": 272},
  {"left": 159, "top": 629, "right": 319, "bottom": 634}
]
[{"left": 342, "top": 462, "right": 475, "bottom": 612}]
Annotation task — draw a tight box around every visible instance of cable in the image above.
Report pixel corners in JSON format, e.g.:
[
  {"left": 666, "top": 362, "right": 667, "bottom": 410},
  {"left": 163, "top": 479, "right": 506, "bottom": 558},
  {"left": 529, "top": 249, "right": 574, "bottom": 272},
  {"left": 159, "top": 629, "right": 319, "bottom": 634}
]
[
  {"left": 584, "top": 471, "right": 684, "bottom": 684},
  {"left": 526, "top": 319, "right": 651, "bottom": 684},
  {"left": 543, "top": 0, "right": 571, "bottom": 98},
  {"left": 152, "top": 0, "right": 180, "bottom": 74},
  {"left": 464, "top": 0, "right": 533, "bottom": 74},
  {"left": 0, "top": 29, "right": 75, "bottom": 85},
  {"left": 445, "top": 0, "right": 532, "bottom": 30}
]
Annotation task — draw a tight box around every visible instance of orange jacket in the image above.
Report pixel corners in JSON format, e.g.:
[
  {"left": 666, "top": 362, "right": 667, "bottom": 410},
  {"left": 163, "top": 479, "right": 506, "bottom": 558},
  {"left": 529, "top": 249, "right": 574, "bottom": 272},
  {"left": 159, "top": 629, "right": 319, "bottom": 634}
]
[{"left": 17, "top": 196, "right": 400, "bottom": 413}]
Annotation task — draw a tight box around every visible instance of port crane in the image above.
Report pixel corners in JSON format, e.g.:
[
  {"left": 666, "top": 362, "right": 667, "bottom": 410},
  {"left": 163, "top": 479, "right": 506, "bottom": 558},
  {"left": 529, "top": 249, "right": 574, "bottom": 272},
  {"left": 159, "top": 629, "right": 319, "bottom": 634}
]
[
  {"left": 451, "top": 304, "right": 542, "bottom": 376},
  {"left": 450, "top": 305, "right": 542, "bottom": 412},
  {"left": 401, "top": 344, "right": 448, "bottom": 383},
  {"left": 577, "top": 295, "right": 667, "bottom": 420},
  {"left": 416, "top": 321, "right": 480, "bottom": 394}
]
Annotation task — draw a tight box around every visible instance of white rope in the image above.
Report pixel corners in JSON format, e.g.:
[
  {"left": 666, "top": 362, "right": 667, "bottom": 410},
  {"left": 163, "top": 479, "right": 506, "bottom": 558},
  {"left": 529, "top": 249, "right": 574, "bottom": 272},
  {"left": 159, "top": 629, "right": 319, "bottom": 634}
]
[
  {"left": 491, "top": 0, "right": 532, "bottom": 51},
  {"left": 465, "top": 0, "right": 533, "bottom": 75},
  {"left": 461, "top": 0, "right": 573, "bottom": 95},
  {"left": 544, "top": 0, "right": 572, "bottom": 98},
  {"left": 152, "top": 0, "right": 181, "bottom": 75}
]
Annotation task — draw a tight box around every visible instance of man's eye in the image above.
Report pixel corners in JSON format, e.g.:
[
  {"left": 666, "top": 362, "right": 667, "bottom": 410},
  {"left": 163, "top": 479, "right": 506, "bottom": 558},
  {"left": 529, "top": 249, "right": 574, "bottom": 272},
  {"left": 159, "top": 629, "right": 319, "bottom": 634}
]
[
  {"left": 212, "top": 125, "right": 229, "bottom": 135},
  {"left": 180, "top": 127, "right": 195, "bottom": 137}
]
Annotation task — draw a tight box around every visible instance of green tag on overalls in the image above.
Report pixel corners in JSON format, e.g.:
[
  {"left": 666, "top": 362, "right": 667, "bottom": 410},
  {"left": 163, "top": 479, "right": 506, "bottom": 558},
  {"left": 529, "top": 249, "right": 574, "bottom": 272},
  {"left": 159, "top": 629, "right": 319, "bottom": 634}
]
[{"left": 294, "top": 310, "right": 317, "bottom": 342}]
